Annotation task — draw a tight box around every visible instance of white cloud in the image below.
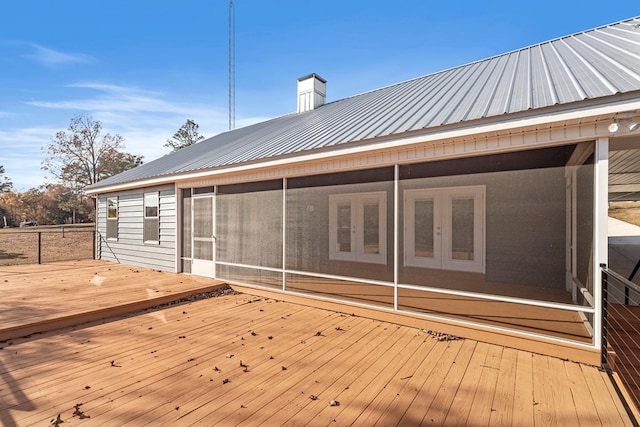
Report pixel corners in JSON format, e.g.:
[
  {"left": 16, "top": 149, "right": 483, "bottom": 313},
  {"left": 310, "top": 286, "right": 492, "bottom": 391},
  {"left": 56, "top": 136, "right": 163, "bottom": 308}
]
[
  {"left": 27, "top": 82, "right": 221, "bottom": 119},
  {"left": 25, "top": 82, "right": 237, "bottom": 158},
  {"left": 0, "top": 127, "right": 56, "bottom": 190},
  {"left": 9, "top": 82, "right": 276, "bottom": 189},
  {"left": 22, "top": 43, "right": 94, "bottom": 67},
  {"left": 0, "top": 127, "right": 54, "bottom": 146}
]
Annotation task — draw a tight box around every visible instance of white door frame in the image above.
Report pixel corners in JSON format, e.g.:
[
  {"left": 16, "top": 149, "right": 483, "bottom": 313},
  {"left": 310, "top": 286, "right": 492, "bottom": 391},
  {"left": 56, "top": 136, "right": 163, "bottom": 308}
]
[
  {"left": 191, "top": 194, "right": 216, "bottom": 277},
  {"left": 404, "top": 185, "right": 485, "bottom": 273},
  {"left": 329, "top": 191, "right": 387, "bottom": 264}
]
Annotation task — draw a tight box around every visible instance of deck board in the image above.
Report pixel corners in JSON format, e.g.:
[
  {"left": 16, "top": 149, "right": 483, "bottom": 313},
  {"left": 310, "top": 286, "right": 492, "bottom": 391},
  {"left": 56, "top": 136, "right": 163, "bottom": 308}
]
[
  {"left": 465, "top": 343, "right": 503, "bottom": 426},
  {"left": 563, "top": 360, "right": 603, "bottom": 426},
  {"left": 0, "top": 261, "right": 635, "bottom": 426},
  {"left": 441, "top": 340, "right": 490, "bottom": 425},
  {"left": 422, "top": 339, "right": 478, "bottom": 425},
  {"left": 369, "top": 336, "right": 438, "bottom": 427},
  {"left": 488, "top": 346, "right": 518, "bottom": 426},
  {"left": 95, "top": 303, "right": 322, "bottom": 425},
  {"left": 347, "top": 330, "right": 433, "bottom": 427},
  {"left": 310, "top": 327, "right": 420, "bottom": 427}
]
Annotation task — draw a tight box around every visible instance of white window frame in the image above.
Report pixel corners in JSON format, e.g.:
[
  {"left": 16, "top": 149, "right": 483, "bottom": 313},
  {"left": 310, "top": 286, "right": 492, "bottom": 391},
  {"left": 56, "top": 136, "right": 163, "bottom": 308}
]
[
  {"left": 329, "top": 191, "right": 387, "bottom": 265},
  {"left": 106, "top": 197, "right": 118, "bottom": 241},
  {"left": 404, "top": 186, "right": 485, "bottom": 273},
  {"left": 144, "top": 192, "right": 160, "bottom": 244}
]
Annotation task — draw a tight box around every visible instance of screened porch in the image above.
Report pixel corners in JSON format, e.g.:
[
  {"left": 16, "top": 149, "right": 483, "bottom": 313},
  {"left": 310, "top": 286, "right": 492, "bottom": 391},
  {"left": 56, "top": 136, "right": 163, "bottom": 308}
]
[{"left": 179, "top": 142, "right": 596, "bottom": 346}]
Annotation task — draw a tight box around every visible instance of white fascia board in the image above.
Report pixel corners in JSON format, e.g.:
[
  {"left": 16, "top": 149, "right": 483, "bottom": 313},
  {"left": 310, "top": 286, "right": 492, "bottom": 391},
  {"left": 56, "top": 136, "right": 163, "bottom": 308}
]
[{"left": 86, "top": 99, "right": 640, "bottom": 195}]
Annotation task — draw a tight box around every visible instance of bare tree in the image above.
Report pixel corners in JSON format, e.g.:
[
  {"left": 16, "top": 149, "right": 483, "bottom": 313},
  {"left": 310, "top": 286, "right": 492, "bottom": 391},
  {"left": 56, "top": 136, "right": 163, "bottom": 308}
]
[
  {"left": 0, "top": 165, "right": 12, "bottom": 192},
  {"left": 42, "top": 115, "right": 143, "bottom": 187},
  {"left": 164, "top": 119, "right": 205, "bottom": 152}
]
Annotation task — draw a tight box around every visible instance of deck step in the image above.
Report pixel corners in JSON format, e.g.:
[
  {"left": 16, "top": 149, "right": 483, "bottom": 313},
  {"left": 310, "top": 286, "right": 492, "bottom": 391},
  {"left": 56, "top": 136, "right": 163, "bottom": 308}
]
[
  {"left": 610, "top": 339, "right": 640, "bottom": 353},
  {"left": 615, "top": 369, "right": 640, "bottom": 387},
  {"left": 0, "top": 284, "right": 226, "bottom": 342},
  {"left": 619, "top": 381, "right": 640, "bottom": 413}
]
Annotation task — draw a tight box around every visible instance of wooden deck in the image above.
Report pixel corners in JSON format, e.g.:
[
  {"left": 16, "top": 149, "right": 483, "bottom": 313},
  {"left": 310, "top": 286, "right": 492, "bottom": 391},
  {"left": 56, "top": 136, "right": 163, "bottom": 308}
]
[
  {"left": 0, "top": 261, "right": 635, "bottom": 426},
  {"left": 0, "top": 260, "right": 224, "bottom": 341}
]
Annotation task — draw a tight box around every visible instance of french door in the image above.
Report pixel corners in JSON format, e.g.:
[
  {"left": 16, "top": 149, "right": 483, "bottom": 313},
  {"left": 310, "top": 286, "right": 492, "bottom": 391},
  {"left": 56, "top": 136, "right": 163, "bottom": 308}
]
[
  {"left": 191, "top": 195, "right": 215, "bottom": 277},
  {"left": 405, "top": 186, "right": 484, "bottom": 273},
  {"left": 329, "top": 192, "right": 387, "bottom": 264}
]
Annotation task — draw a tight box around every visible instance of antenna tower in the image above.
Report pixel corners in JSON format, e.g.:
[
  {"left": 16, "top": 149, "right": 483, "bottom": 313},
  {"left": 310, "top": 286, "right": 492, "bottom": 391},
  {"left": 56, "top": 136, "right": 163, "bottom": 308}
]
[{"left": 228, "top": 0, "right": 235, "bottom": 130}]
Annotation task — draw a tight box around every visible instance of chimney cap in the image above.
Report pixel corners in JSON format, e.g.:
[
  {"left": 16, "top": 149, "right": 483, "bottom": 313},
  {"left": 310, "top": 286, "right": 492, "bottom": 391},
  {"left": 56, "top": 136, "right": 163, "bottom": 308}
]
[{"left": 297, "top": 73, "right": 326, "bottom": 84}]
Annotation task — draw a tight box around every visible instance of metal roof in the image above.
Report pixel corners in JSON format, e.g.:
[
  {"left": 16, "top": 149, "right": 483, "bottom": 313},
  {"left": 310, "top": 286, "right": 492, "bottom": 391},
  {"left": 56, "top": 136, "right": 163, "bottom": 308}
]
[{"left": 89, "top": 16, "right": 640, "bottom": 191}]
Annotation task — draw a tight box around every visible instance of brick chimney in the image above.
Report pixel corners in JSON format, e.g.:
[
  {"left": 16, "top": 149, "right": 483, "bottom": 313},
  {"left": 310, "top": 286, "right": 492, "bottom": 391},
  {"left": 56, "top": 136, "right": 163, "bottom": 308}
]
[{"left": 297, "top": 73, "right": 326, "bottom": 113}]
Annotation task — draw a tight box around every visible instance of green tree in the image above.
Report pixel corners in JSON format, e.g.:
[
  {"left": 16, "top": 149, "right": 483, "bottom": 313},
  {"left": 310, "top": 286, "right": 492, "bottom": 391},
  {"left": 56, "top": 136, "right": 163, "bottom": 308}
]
[
  {"left": 164, "top": 119, "right": 205, "bottom": 152},
  {"left": 42, "top": 115, "right": 143, "bottom": 188}
]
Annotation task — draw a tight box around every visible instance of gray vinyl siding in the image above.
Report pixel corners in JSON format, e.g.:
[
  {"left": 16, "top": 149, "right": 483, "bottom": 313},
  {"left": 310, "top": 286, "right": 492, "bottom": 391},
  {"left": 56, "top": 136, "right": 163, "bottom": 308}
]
[
  {"left": 398, "top": 169, "right": 566, "bottom": 288},
  {"left": 96, "top": 184, "right": 176, "bottom": 272}
]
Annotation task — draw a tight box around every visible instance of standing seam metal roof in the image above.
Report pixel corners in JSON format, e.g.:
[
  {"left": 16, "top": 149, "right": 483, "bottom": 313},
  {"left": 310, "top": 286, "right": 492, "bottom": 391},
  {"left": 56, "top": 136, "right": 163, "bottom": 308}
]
[{"left": 89, "top": 16, "right": 640, "bottom": 190}]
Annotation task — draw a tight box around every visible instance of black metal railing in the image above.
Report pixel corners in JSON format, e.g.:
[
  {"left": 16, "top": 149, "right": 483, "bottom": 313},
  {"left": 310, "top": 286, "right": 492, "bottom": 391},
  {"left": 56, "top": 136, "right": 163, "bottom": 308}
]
[
  {"left": 0, "top": 227, "right": 96, "bottom": 266},
  {"left": 601, "top": 264, "right": 640, "bottom": 424},
  {"left": 628, "top": 259, "right": 640, "bottom": 304}
]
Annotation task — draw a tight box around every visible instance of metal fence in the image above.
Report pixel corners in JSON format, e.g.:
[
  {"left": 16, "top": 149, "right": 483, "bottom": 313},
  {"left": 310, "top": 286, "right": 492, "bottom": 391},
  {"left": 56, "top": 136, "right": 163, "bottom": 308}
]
[
  {"left": 0, "top": 228, "right": 95, "bottom": 266},
  {"left": 601, "top": 263, "right": 640, "bottom": 425}
]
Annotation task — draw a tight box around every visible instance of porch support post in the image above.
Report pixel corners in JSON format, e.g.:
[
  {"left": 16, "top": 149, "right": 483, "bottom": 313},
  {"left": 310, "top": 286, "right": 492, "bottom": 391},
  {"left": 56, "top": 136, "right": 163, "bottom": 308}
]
[
  {"left": 394, "top": 164, "right": 399, "bottom": 311},
  {"left": 593, "top": 137, "right": 609, "bottom": 351},
  {"left": 174, "top": 183, "right": 181, "bottom": 273},
  {"left": 282, "top": 177, "right": 287, "bottom": 292}
]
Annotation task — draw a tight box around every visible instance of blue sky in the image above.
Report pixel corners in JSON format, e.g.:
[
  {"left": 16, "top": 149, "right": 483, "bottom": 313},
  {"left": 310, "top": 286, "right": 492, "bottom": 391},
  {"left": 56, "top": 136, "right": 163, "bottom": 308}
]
[{"left": 1, "top": 1, "right": 638, "bottom": 190}]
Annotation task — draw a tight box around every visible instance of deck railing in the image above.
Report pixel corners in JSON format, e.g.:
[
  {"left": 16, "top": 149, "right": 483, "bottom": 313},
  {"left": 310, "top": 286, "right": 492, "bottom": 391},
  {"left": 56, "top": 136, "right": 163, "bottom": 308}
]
[
  {"left": 0, "top": 226, "right": 96, "bottom": 266},
  {"left": 628, "top": 259, "right": 640, "bottom": 304},
  {"left": 601, "top": 264, "right": 640, "bottom": 424}
]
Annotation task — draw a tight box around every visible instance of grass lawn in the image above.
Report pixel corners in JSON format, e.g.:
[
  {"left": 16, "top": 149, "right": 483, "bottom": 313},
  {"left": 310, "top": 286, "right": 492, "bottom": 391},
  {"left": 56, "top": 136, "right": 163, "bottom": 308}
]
[
  {"left": 609, "top": 202, "right": 640, "bottom": 227},
  {"left": 0, "top": 224, "right": 94, "bottom": 265}
]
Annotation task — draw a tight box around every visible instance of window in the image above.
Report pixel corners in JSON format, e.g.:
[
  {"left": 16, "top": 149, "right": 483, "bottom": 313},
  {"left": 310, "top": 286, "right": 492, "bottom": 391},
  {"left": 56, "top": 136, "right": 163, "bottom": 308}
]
[
  {"left": 329, "top": 192, "right": 387, "bottom": 264},
  {"left": 404, "top": 186, "right": 484, "bottom": 273},
  {"left": 106, "top": 197, "right": 118, "bottom": 240},
  {"left": 144, "top": 192, "right": 159, "bottom": 243}
]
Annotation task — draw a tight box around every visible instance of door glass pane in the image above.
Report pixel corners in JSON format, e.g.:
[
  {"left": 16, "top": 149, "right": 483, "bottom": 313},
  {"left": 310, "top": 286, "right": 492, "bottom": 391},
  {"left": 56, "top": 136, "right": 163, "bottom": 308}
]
[
  {"left": 363, "top": 202, "right": 379, "bottom": 254},
  {"left": 415, "top": 199, "right": 434, "bottom": 258},
  {"left": 336, "top": 203, "right": 351, "bottom": 253},
  {"left": 194, "top": 197, "right": 213, "bottom": 239},
  {"left": 451, "top": 198, "right": 474, "bottom": 260}
]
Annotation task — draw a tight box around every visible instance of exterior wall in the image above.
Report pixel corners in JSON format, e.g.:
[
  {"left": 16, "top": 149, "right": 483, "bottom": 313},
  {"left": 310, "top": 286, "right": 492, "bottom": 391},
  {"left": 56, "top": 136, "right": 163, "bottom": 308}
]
[
  {"left": 174, "top": 145, "right": 580, "bottom": 293},
  {"left": 485, "top": 168, "right": 566, "bottom": 287},
  {"left": 286, "top": 179, "right": 394, "bottom": 282},
  {"left": 576, "top": 161, "right": 595, "bottom": 292},
  {"left": 96, "top": 184, "right": 176, "bottom": 272},
  {"left": 398, "top": 168, "right": 566, "bottom": 288},
  {"left": 91, "top": 139, "right": 599, "bottom": 349}
]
